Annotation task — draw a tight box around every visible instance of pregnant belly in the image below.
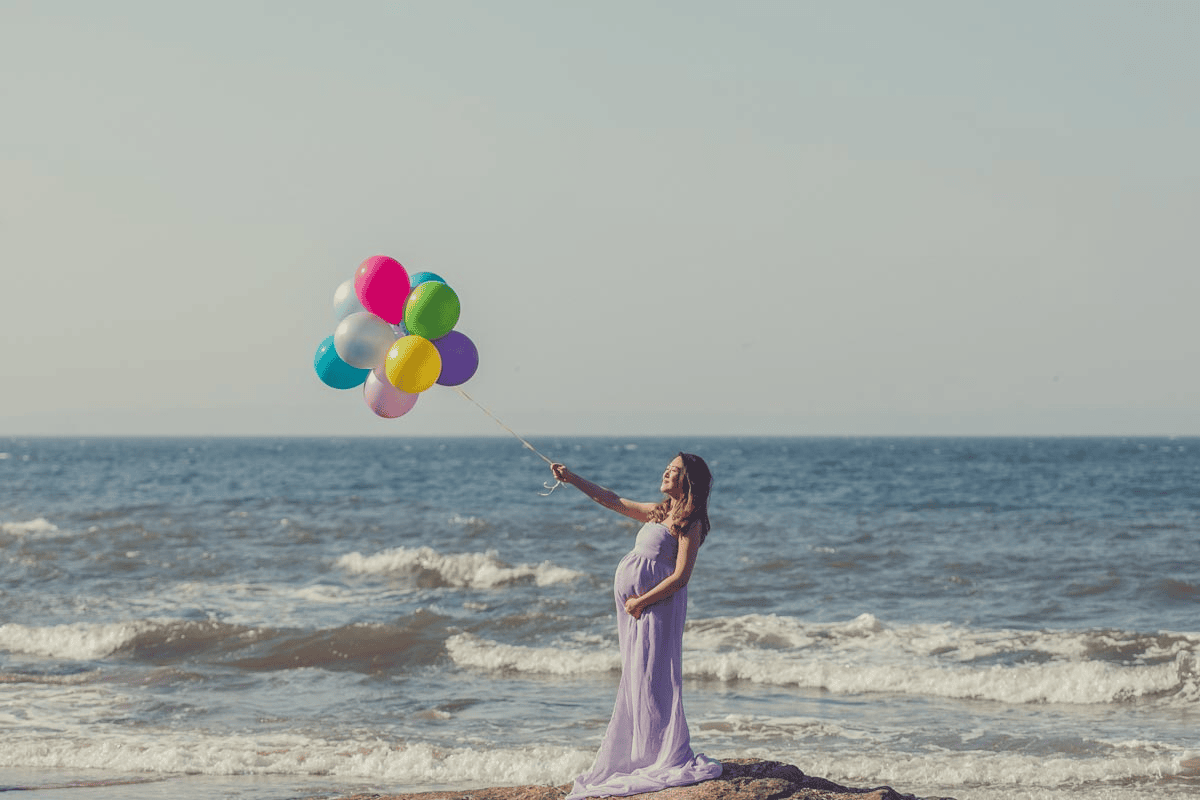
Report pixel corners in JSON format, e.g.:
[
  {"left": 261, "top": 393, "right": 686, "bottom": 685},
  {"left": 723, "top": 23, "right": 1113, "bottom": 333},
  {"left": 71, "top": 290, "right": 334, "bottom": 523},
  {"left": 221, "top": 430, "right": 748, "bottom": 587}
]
[{"left": 614, "top": 554, "right": 669, "bottom": 600}]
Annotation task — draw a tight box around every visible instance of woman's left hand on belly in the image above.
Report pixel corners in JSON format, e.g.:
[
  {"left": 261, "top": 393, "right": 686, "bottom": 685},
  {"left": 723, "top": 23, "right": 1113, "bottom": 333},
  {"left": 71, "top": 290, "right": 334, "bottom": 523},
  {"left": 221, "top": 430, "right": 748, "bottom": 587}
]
[{"left": 624, "top": 595, "right": 644, "bottom": 619}]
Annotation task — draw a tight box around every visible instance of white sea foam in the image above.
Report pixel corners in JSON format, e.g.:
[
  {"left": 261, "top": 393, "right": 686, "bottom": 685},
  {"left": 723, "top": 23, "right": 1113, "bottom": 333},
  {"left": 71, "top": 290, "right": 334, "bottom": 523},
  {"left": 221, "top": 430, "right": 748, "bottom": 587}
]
[
  {"left": 0, "top": 727, "right": 594, "bottom": 788},
  {"left": 686, "top": 647, "right": 1190, "bottom": 705},
  {"left": 691, "top": 616, "right": 1200, "bottom": 706},
  {"left": 0, "top": 719, "right": 1192, "bottom": 798},
  {"left": 336, "top": 546, "right": 582, "bottom": 588},
  {"left": 779, "top": 746, "right": 1196, "bottom": 797},
  {"left": 3, "top": 667, "right": 1194, "bottom": 795},
  {"left": 0, "top": 621, "right": 151, "bottom": 660},
  {"left": 447, "top": 633, "right": 620, "bottom": 675},
  {"left": 0, "top": 517, "right": 61, "bottom": 538},
  {"left": 449, "top": 513, "right": 488, "bottom": 528},
  {"left": 449, "top": 613, "right": 1200, "bottom": 708},
  {"left": 697, "top": 713, "right": 867, "bottom": 743}
]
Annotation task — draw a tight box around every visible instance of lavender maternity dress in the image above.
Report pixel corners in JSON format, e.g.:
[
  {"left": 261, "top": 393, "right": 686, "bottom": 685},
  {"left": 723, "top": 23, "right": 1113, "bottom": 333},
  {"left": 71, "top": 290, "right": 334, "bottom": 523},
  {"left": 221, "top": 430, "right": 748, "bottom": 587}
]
[{"left": 566, "top": 522, "right": 722, "bottom": 800}]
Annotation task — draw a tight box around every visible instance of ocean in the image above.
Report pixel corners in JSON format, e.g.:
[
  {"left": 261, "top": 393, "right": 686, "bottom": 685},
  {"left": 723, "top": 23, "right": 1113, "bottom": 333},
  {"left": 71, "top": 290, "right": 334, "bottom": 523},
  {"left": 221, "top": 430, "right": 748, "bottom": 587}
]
[{"left": 1, "top": 436, "right": 1197, "bottom": 800}]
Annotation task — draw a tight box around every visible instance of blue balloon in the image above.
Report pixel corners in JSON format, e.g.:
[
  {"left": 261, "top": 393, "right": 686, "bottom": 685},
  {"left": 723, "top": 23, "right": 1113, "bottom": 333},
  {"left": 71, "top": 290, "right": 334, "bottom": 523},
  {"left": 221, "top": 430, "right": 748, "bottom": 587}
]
[
  {"left": 313, "top": 335, "right": 370, "bottom": 389},
  {"left": 408, "top": 271, "right": 447, "bottom": 289}
]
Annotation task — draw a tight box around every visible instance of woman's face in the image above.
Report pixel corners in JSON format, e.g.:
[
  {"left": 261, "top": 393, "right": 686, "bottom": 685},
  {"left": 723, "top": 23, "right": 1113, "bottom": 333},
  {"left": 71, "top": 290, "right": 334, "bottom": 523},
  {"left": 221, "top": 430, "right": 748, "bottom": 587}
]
[{"left": 660, "top": 456, "right": 686, "bottom": 499}]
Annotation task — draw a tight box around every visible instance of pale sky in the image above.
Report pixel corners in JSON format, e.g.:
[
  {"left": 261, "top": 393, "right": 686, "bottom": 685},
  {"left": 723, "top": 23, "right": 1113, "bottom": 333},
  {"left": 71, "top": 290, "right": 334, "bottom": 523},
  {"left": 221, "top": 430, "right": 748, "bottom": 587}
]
[{"left": 2, "top": 1, "right": 1197, "bottom": 437}]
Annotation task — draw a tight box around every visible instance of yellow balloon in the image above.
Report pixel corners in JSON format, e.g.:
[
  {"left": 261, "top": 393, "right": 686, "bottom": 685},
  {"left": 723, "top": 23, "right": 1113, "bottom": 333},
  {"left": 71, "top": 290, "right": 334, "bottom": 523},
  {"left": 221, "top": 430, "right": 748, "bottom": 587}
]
[{"left": 384, "top": 335, "right": 442, "bottom": 393}]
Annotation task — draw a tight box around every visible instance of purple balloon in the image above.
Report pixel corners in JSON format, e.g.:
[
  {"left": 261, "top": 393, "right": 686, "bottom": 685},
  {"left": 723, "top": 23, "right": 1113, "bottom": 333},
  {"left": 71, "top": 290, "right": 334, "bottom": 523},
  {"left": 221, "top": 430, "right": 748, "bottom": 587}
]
[{"left": 433, "top": 330, "right": 479, "bottom": 386}]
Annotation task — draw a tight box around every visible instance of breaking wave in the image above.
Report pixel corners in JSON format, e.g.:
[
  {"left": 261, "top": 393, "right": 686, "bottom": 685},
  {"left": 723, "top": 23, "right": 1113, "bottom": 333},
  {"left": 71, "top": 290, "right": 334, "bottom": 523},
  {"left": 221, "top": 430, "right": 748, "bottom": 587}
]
[
  {"left": 335, "top": 545, "right": 582, "bottom": 588},
  {"left": 449, "top": 613, "right": 1200, "bottom": 707},
  {"left": 0, "top": 613, "right": 448, "bottom": 674}
]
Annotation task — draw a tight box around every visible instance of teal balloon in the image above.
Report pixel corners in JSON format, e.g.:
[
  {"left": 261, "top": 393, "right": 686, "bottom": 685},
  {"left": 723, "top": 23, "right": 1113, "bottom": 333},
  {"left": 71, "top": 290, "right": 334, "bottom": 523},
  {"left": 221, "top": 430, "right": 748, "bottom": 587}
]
[
  {"left": 404, "top": 282, "right": 461, "bottom": 340},
  {"left": 314, "top": 335, "right": 370, "bottom": 389},
  {"left": 409, "top": 271, "right": 446, "bottom": 289}
]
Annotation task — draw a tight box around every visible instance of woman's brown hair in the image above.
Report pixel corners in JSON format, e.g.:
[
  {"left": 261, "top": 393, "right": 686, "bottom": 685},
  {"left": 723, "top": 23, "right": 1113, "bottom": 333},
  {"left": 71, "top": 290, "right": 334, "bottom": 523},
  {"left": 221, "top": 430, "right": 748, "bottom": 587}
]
[{"left": 648, "top": 452, "right": 713, "bottom": 543}]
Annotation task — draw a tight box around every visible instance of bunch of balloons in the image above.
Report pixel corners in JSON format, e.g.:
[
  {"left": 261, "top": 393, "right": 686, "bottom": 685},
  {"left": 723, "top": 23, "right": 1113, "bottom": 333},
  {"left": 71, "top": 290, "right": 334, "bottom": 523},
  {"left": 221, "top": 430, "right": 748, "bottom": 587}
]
[{"left": 313, "top": 255, "right": 479, "bottom": 418}]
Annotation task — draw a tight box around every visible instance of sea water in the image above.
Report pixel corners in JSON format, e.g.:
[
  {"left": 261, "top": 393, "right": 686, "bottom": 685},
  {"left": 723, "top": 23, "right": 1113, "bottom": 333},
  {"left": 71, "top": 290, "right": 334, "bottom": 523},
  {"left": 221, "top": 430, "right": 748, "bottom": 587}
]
[{"left": 1, "top": 437, "right": 1198, "bottom": 799}]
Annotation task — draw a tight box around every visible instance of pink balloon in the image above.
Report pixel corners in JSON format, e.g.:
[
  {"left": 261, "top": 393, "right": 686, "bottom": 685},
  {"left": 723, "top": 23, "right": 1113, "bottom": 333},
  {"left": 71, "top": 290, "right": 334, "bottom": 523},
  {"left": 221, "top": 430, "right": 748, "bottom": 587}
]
[
  {"left": 363, "top": 368, "right": 419, "bottom": 418},
  {"left": 354, "top": 255, "right": 410, "bottom": 325}
]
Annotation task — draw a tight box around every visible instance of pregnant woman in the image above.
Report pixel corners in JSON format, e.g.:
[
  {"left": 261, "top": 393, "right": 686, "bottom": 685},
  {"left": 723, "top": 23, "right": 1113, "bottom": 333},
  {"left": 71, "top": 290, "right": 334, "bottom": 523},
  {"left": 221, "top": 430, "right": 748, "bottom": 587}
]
[{"left": 550, "top": 453, "right": 723, "bottom": 800}]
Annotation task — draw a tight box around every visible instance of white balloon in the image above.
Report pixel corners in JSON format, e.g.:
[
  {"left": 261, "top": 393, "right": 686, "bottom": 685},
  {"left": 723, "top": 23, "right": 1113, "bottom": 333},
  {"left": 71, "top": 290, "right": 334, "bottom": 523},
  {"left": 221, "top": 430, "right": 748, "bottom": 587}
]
[
  {"left": 333, "top": 312, "right": 397, "bottom": 369},
  {"left": 333, "top": 278, "right": 365, "bottom": 320}
]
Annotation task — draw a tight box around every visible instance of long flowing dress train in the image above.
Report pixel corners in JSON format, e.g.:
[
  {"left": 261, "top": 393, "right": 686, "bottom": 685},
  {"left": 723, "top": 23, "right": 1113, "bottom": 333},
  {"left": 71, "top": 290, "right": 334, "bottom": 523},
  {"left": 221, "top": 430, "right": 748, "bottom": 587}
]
[{"left": 566, "top": 522, "right": 722, "bottom": 800}]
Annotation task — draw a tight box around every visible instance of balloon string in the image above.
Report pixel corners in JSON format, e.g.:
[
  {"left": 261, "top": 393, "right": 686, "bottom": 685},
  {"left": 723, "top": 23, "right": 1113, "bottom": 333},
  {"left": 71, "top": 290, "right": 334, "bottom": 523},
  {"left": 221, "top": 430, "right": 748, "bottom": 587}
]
[{"left": 453, "top": 387, "right": 562, "bottom": 495}]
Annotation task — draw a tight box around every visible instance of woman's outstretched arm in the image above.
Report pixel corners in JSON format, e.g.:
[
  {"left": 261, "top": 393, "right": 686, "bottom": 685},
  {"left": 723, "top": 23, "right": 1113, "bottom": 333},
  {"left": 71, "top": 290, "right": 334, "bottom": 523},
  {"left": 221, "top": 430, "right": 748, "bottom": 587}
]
[{"left": 551, "top": 464, "right": 657, "bottom": 523}]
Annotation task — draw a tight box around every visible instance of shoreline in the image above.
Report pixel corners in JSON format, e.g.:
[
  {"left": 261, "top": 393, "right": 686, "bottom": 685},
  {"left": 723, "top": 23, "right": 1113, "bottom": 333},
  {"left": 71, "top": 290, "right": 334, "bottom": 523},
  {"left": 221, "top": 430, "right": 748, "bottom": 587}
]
[{"left": 322, "top": 759, "right": 951, "bottom": 800}]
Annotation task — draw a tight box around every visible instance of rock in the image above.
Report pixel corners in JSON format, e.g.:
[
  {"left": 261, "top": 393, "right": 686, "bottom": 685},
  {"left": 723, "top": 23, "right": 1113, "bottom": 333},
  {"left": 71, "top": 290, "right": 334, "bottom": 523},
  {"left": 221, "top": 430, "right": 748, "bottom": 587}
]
[{"left": 326, "top": 758, "right": 954, "bottom": 800}]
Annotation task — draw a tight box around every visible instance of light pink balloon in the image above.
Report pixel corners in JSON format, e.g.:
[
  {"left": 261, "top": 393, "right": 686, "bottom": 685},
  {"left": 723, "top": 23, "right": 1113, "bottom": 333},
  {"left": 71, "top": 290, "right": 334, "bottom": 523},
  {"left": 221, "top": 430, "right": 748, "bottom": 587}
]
[
  {"left": 363, "top": 368, "right": 419, "bottom": 418},
  {"left": 354, "top": 255, "right": 410, "bottom": 325}
]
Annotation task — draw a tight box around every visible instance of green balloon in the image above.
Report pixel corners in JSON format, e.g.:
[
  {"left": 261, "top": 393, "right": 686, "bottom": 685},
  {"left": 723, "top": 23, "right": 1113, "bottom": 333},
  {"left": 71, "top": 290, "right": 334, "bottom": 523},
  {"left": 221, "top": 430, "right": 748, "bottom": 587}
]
[{"left": 404, "top": 281, "right": 461, "bottom": 340}]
